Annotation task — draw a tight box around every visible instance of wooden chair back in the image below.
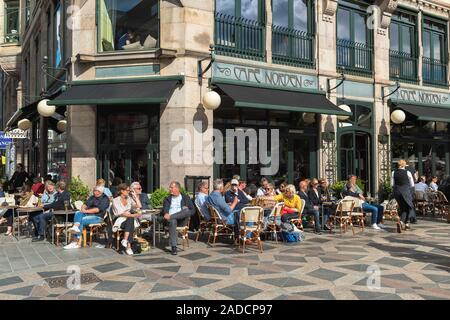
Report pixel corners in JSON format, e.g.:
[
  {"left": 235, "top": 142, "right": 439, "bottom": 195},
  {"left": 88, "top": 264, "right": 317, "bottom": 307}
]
[
  {"left": 207, "top": 204, "right": 225, "bottom": 225},
  {"left": 337, "top": 199, "right": 355, "bottom": 217},
  {"left": 240, "top": 206, "right": 263, "bottom": 225},
  {"left": 269, "top": 202, "right": 285, "bottom": 218}
]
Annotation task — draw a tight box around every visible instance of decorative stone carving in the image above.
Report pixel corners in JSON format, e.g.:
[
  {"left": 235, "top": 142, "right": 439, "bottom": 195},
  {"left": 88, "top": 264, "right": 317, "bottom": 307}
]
[
  {"left": 376, "top": 0, "right": 398, "bottom": 31},
  {"left": 322, "top": 0, "right": 338, "bottom": 23}
]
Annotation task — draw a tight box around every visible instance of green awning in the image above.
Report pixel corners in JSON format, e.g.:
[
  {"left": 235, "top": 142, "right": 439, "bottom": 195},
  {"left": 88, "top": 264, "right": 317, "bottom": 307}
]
[
  {"left": 48, "top": 76, "right": 184, "bottom": 106},
  {"left": 215, "top": 83, "right": 351, "bottom": 116},
  {"left": 393, "top": 103, "right": 450, "bottom": 123}
]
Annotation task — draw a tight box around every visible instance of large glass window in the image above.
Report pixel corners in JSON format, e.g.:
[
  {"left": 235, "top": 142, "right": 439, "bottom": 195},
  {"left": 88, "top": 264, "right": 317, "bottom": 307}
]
[
  {"left": 4, "top": 1, "right": 20, "bottom": 43},
  {"left": 98, "top": 0, "right": 159, "bottom": 52},
  {"left": 336, "top": 2, "right": 373, "bottom": 75},
  {"left": 272, "top": 0, "right": 314, "bottom": 67},
  {"left": 422, "top": 18, "right": 447, "bottom": 86},
  {"left": 389, "top": 10, "right": 417, "bottom": 82}
]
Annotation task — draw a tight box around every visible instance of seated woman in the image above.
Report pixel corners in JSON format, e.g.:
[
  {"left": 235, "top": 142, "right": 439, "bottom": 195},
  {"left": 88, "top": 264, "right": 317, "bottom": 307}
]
[
  {"left": 111, "top": 183, "right": 142, "bottom": 256},
  {"left": 0, "top": 184, "right": 37, "bottom": 236},
  {"left": 262, "top": 184, "right": 303, "bottom": 223}
]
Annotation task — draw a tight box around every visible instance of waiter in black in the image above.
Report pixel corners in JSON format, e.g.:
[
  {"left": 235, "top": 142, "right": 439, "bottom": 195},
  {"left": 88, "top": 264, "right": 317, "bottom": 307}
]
[
  {"left": 405, "top": 160, "right": 418, "bottom": 224},
  {"left": 391, "top": 159, "right": 415, "bottom": 233}
]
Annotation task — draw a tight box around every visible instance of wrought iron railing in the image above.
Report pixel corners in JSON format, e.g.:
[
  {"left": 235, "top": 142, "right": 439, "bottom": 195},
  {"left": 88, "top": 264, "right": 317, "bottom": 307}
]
[
  {"left": 389, "top": 50, "right": 418, "bottom": 83},
  {"left": 214, "top": 13, "right": 265, "bottom": 61},
  {"left": 423, "top": 56, "right": 448, "bottom": 87},
  {"left": 272, "top": 25, "right": 315, "bottom": 68},
  {"left": 336, "top": 39, "right": 373, "bottom": 76}
]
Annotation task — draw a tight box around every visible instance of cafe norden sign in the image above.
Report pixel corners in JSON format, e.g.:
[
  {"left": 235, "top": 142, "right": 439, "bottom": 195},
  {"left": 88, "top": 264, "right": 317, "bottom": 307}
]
[
  {"left": 212, "top": 62, "right": 318, "bottom": 90},
  {"left": 391, "top": 88, "right": 450, "bottom": 107}
]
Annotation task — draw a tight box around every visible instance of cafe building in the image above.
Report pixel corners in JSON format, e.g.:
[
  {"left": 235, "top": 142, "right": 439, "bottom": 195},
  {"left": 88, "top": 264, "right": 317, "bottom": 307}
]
[{"left": 1, "top": 0, "right": 450, "bottom": 196}]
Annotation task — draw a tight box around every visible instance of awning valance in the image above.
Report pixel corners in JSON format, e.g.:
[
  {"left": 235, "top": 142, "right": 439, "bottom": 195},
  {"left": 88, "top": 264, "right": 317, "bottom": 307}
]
[
  {"left": 48, "top": 76, "right": 184, "bottom": 106},
  {"left": 392, "top": 103, "right": 450, "bottom": 123},
  {"left": 214, "top": 83, "right": 351, "bottom": 116}
]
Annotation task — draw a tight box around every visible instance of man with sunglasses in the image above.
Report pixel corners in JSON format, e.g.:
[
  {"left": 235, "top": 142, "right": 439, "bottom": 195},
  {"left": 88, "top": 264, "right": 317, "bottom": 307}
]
[
  {"left": 130, "top": 182, "right": 150, "bottom": 210},
  {"left": 225, "top": 179, "right": 250, "bottom": 214}
]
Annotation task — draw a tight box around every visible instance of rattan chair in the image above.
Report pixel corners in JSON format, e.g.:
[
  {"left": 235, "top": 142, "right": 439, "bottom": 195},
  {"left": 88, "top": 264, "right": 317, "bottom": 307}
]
[
  {"left": 435, "top": 191, "right": 450, "bottom": 219},
  {"left": 106, "top": 210, "right": 124, "bottom": 251},
  {"left": 207, "top": 204, "right": 235, "bottom": 246},
  {"left": 81, "top": 212, "right": 108, "bottom": 247},
  {"left": 289, "top": 200, "right": 306, "bottom": 230},
  {"left": 330, "top": 199, "right": 356, "bottom": 234},
  {"left": 263, "top": 202, "right": 284, "bottom": 242},
  {"left": 195, "top": 203, "right": 211, "bottom": 242},
  {"left": 238, "top": 206, "right": 264, "bottom": 254},
  {"left": 51, "top": 216, "right": 73, "bottom": 246}
]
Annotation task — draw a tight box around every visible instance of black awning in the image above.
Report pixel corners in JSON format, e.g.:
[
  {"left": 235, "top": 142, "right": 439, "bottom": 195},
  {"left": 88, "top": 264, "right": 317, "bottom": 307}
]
[
  {"left": 5, "top": 101, "right": 39, "bottom": 131},
  {"left": 394, "top": 103, "right": 450, "bottom": 123},
  {"left": 215, "top": 83, "right": 351, "bottom": 116},
  {"left": 48, "top": 76, "right": 184, "bottom": 106}
]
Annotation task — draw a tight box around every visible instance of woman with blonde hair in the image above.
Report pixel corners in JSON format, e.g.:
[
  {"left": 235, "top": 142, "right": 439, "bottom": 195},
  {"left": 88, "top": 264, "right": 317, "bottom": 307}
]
[
  {"left": 271, "top": 184, "right": 303, "bottom": 223},
  {"left": 391, "top": 159, "right": 415, "bottom": 232}
]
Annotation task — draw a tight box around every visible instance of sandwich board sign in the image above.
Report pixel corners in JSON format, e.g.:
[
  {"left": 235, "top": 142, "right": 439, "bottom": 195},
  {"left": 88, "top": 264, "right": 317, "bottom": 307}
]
[{"left": 0, "top": 131, "right": 12, "bottom": 149}]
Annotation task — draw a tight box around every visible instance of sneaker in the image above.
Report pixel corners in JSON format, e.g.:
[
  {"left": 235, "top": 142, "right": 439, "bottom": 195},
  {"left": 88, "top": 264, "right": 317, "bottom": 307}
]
[
  {"left": 125, "top": 248, "right": 134, "bottom": 255},
  {"left": 32, "top": 236, "right": 45, "bottom": 242},
  {"left": 121, "top": 239, "right": 128, "bottom": 248},
  {"left": 171, "top": 246, "right": 177, "bottom": 255},
  {"left": 377, "top": 223, "right": 387, "bottom": 229},
  {"left": 371, "top": 224, "right": 381, "bottom": 230},
  {"left": 64, "top": 242, "right": 80, "bottom": 250},
  {"left": 69, "top": 225, "right": 80, "bottom": 234}
]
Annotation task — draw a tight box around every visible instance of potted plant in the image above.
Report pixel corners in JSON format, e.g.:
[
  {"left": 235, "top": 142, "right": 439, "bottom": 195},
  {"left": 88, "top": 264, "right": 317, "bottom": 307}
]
[
  {"left": 150, "top": 188, "right": 170, "bottom": 209},
  {"left": 68, "top": 176, "right": 90, "bottom": 208}
]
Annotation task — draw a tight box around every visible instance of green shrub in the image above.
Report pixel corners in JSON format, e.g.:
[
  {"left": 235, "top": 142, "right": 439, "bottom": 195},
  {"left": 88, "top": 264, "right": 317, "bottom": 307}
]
[
  {"left": 150, "top": 188, "right": 170, "bottom": 208},
  {"left": 330, "top": 180, "right": 346, "bottom": 197},
  {"left": 68, "top": 176, "right": 90, "bottom": 204}
]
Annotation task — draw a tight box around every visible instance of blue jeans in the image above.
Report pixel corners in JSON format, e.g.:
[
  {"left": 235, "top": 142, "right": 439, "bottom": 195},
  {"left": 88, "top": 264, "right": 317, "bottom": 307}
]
[
  {"left": 34, "top": 211, "right": 54, "bottom": 237},
  {"left": 73, "top": 211, "right": 103, "bottom": 239},
  {"left": 362, "top": 203, "right": 384, "bottom": 225}
]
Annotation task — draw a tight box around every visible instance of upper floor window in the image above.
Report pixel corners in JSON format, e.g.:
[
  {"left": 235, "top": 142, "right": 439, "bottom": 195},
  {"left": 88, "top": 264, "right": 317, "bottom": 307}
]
[
  {"left": 389, "top": 10, "right": 417, "bottom": 83},
  {"left": 272, "top": 0, "right": 315, "bottom": 68},
  {"left": 4, "top": 1, "right": 20, "bottom": 43},
  {"left": 98, "top": 0, "right": 159, "bottom": 53},
  {"left": 336, "top": 1, "right": 373, "bottom": 75},
  {"left": 422, "top": 17, "right": 447, "bottom": 86},
  {"left": 214, "top": 0, "right": 265, "bottom": 60}
]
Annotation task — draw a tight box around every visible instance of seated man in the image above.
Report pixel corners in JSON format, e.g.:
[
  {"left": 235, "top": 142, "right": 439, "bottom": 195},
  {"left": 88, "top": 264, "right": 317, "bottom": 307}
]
[
  {"left": 195, "top": 181, "right": 210, "bottom": 220},
  {"left": 161, "top": 181, "right": 195, "bottom": 256},
  {"left": 130, "top": 181, "right": 150, "bottom": 210},
  {"left": 225, "top": 179, "right": 249, "bottom": 215},
  {"left": 206, "top": 179, "right": 239, "bottom": 225},
  {"left": 32, "top": 181, "right": 71, "bottom": 242},
  {"left": 343, "top": 175, "right": 385, "bottom": 230},
  {"left": 298, "top": 181, "right": 322, "bottom": 234},
  {"left": 64, "top": 186, "right": 110, "bottom": 250},
  {"left": 415, "top": 176, "right": 429, "bottom": 193},
  {"left": 256, "top": 177, "right": 270, "bottom": 197},
  {"left": 29, "top": 181, "right": 57, "bottom": 237}
]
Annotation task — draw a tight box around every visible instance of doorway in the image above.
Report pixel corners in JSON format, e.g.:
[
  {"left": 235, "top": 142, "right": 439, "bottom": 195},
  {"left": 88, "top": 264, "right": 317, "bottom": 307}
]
[{"left": 338, "top": 130, "right": 372, "bottom": 194}]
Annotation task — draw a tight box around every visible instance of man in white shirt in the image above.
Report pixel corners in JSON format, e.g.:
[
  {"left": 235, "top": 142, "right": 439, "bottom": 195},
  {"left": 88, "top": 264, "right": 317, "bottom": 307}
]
[
  {"left": 256, "top": 178, "right": 270, "bottom": 197},
  {"left": 415, "top": 176, "right": 429, "bottom": 193}
]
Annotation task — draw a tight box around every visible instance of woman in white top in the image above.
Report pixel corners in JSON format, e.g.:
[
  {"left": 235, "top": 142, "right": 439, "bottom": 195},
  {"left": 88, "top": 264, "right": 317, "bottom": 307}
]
[
  {"left": 111, "top": 183, "right": 142, "bottom": 255},
  {"left": 429, "top": 176, "right": 439, "bottom": 192}
]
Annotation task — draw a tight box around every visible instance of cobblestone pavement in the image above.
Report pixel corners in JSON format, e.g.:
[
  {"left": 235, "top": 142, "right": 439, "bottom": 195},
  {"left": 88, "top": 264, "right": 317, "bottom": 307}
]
[{"left": 0, "top": 218, "right": 449, "bottom": 300}]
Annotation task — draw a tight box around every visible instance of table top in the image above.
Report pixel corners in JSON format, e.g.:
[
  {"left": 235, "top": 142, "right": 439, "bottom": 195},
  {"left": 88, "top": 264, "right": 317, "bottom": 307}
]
[
  {"left": 53, "top": 210, "right": 77, "bottom": 215},
  {"left": 140, "top": 209, "right": 160, "bottom": 215},
  {"left": 16, "top": 207, "right": 44, "bottom": 213},
  {"left": 0, "top": 205, "right": 18, "bottom": 209}
]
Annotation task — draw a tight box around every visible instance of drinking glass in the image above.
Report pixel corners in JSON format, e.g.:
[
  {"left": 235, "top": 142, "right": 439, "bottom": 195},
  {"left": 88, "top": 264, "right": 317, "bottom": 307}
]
[{"left": 64, "top": 200, "right": 69, "bottom": 211}]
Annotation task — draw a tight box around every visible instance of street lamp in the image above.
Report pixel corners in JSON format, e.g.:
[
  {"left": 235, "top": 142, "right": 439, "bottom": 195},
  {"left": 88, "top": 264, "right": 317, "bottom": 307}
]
[
  {"left": 337, "top": 104, "right": 352, "bottom": 121},
  {"left": 57, "top": 120, "right": 67, "bottom": 132},
  {"left": 202, "top": 91, "right": 221, "bottom": 110},
  {"left": 17, "top": 119, "right": 32, "bottom": 131},
  {"left": 390, "top": 109, "right": 406, "bottom": 124},
  {"left": 37, "top": 99, "right": 56, "bottom": 117}
]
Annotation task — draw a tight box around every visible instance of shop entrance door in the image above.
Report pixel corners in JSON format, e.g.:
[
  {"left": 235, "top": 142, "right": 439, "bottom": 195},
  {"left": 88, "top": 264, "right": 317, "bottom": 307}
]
[
  {"left": 338, "top": 131, "right": 372, "bottom": 194},
  {"left": 98, "top": 143, "right": 159, "bottom": 193},
  {"left": 287, "top": 136, "right": 317, "bottom": 184}
]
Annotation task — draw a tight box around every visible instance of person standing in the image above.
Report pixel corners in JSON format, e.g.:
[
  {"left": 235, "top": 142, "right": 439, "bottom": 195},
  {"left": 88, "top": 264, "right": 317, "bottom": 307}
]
[
  {"left": 8, "top": 164, "right": 29, "bottom": 193},
  {"left": 391, "top": 159, "right": 415, "bottom": 233},
  {"left": 405, "top": 160, "right": 418, "bottom": 224}
]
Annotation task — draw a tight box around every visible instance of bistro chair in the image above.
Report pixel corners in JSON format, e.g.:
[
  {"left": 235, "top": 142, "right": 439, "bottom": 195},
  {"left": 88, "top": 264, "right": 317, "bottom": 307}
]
[
  {"left": 330, "top": 199, "right": 355, "bottom": 235},
  {"left": 176, "top": 218, "right": 191, "bottom": 251},
  {"left": 79, "top": 212, "right": 108, "bottom": 248},
  {"left": 50, "top": 215, "right": 73, "bottom": 246},
  {"left": 263, "top": 202, "right": 284, "bottom": 243},
  {"left": 238, "top": 206, "right": 264, "bottom": 254},
  {"left": 435, "top": 191, "right": 450, "bottom": 219},
  {"left": 289, "top": 201, "right": 306, "bottom": 230},
  {"left": 414, "top": 191, "right": 429, "bottom": 216},
  {"left": 106, "top": 210, "right": 124, "bottom": 251},
  {"left": 207, "top": 204, "right": 235, "bottom": 246},
  {"left": 195, "top": 203, "right": 211, "bottom": 242}
]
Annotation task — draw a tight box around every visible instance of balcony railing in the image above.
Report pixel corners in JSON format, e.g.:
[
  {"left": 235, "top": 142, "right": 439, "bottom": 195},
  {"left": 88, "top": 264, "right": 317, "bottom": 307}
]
[
  {"left": 423, "top": 57, "right": 448, "bottom": 87},
  {"left": 272, "top": 25, "right": 315, "bottom": 68},
  {"left": 389, "top": 50, "right": 418, "bottom": 83},
  {"left": 336, "top": 39, "right": 373, "bottom": 76},
  {"left": 215, "top": 13, "right": 265, "bottom": 61}
]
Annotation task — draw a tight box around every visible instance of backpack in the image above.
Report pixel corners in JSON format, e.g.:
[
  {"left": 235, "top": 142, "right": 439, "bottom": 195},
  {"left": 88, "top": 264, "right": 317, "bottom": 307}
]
[
  {"left": 131, "top": 241, "right": 142, "bottom": 254},
  {"left": 282, "top": 230, "right": 300, "bottom": 242}
]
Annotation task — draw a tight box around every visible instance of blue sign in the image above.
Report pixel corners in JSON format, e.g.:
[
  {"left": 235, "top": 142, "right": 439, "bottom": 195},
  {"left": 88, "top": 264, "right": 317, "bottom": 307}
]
[{"left": 0, "top": 131, "right": 12, "bottom": 149}]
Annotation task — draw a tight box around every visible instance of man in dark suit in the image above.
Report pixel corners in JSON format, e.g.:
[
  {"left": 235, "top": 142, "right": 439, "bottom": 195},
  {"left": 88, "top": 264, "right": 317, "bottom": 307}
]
[
  {"left": 298, "top": 180, "right": 322, "bottom": 234},
  {"left": 308, "top": 179, "right": 331, "bottom": 230},
  {"left": 161, "top": 181, "right": 195, "bottom": 255}
]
